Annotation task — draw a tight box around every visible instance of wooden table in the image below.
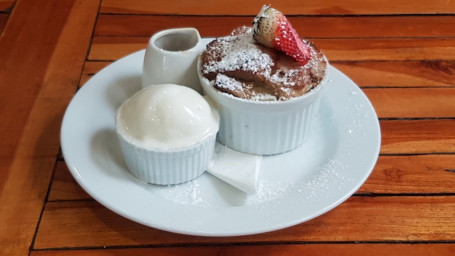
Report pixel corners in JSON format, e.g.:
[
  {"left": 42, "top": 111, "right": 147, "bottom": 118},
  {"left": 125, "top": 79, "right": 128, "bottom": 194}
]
[{"left": 1, "top": 0, "right": 454, "bottom": 255}]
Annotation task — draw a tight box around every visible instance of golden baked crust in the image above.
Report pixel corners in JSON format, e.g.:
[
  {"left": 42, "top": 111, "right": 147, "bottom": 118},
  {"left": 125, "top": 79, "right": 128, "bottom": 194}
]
[{"left": 201, "top": 26, "right": 327, "bottom": 101}]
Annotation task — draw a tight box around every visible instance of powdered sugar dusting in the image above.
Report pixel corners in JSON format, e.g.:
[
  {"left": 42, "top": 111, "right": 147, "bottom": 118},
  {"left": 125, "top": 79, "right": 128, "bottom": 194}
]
[
  {"left": 147, "top": 158, "right": 352, "bottom": 208},
  {"left": 270, "top": 68, "right": 298, "bottom": 86},
  {"left": 213, "top": 74, "right": 279, "bottom": 102},
  {"left": 245, "top": 158, "right": 352, "bottom": 206},
  {"left": 200, "top": 26, "right": 328, "bottom": 101},
  {"left": 149, "top": 180, "right": 211, "bottom": 207},
  {"left": 203, "top": 34, "right": 273, "bottom": 76},
  {"left": 215, "top": 74, "right": 245, "bottom": 92}
]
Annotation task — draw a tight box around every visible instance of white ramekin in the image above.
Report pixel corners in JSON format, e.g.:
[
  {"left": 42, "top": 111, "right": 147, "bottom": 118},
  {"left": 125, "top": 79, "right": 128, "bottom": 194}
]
[
  {"left": 115, "top": 84, "right": 219, "bottom": 185},
  {"left": 117, "top": 132, "right": 217, "bottom": 185},
  {"left": 198, "top": 57, "right": 328, "bottom": 155}
]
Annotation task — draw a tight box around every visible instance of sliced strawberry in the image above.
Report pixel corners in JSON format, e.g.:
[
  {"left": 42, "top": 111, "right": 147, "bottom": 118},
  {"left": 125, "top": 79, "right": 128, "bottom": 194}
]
[{"left": 253, "top": 5, "right": 311, "bottom": 65}]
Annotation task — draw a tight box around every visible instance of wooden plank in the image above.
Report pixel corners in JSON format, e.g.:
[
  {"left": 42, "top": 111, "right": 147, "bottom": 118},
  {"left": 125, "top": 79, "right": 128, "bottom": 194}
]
[
  {"left": 95, "top": 15, "right": 252, "bottom": 38},
  {"left": 88, "top": 37, "right": 455, "bottom": 61},
  {"left": 332, "top": 61, "right": 455, "bottom": 88},
  {"left": 0, "top": 13, "right": 8, "bottom": 33},
  {"left": 30, "top": 243, "right": 455, "bottom": 256},
  {"left": 359, "top": 154, "right": 455, "bottom": 194},
  {"left": 317, "top": 38, "right": 455, "bottom": 61},
  {"left": 48, "top": 161, "right": 91, "bottom": 201},
  {"left": 0, "top": 0, "right": 14, "bottom": 12},
  {"left": 0, "top": 0, "right": 99, "bottom": 255},
  {"left": 365, "top": 88, "right": 455, "bottom": 118},
  {"left": 88, "top": 36, "right": 147, "bottom": 61},
  {"left": 95, "top": 15, "right": 455, "bottom": 38},
  {"left": 100, "top": 0, "right": 455, "bottom": 15},
  {"left": 33, "top": 196, "right": 455, "bottom": 249},
  {"left": 79, "top": 61, "right": 112, "bottom": 86},
  {"left": 380, "top": 119, "right": 455, "bottom": 154}
]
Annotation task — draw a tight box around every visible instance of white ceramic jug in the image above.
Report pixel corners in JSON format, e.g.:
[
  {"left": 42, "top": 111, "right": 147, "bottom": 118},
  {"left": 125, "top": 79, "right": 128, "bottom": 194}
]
[{"left": 142, "top": 28, "right": 204, "bottom": 93}]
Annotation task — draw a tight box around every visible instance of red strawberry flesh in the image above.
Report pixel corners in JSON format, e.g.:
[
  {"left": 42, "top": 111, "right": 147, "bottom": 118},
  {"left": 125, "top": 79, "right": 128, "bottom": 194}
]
[
  {"left": 273, "top": 15, "right": 311, "bottom": 65},
  {"left": 253, "top": 5, "right": 311, "bottom": 65}
]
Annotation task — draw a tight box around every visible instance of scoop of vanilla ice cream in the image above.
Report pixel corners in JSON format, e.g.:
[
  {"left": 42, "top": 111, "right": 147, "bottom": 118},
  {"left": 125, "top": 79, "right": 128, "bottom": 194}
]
[{"left": 116, "top": 84, "right": 219, "bottom": 150}]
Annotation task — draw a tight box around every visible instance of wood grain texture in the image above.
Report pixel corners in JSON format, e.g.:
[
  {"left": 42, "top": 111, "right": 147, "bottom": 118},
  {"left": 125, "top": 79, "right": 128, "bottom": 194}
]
[
  {"left": 333, "top": 61, "right": 455, "bottom": 87},
  {"left": 0, "top": 13, "right": 8, "bottom": 32},
  {"left": 87, "top": 37, "right": 455, "bottom": 61},
  {"left": 2, "top": 0, "right": 453, "bottom": 254},
  {"left": 48, "top": 161, "right": 91, "bottom": 201},
  {"left": 79, "top": 61, "right": 112, "bottom": 86},
  {"left": 380, "top": 120, "right": 455, "bottom": 154},
  {"left": 359, "top": 155, "right": 455, "bottom": 194},
  {"left": 0, "top": 0, "right": 14, "bottom": 12},
  {"left": 33, "top": 197, "right": 455, "bottom": 249},
  {"left": 30, "top": 243, "right": 455, "bottom": 256},
  {"left": 95, "top": 15, "right": 455, "bottom": 38},
  {"left": 0, "top": 0, "right": 99, "bottom": 255},
  {"left": 88, "top": 36, "right": 147, "bottom": 61},
  {"left": 100, "top": 0, "right": 455, "bottom": 15},
  {"left": 94, "top": 15, "right": 251, "bottom": 38},
  {"left": 365, "top": 88, "right": 455, "bottom": 118},
  {"left": 317, "top": 38, "right": 455, "bottom": 61}
]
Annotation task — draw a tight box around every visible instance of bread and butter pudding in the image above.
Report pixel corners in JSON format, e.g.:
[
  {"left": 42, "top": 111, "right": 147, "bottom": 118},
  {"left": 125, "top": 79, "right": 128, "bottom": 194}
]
[
  {"left": 198, "top": 5, "right": 329, "bottom": 155},
  {"left": 200, "top": 26, "right": 327, "bottom": 101}
]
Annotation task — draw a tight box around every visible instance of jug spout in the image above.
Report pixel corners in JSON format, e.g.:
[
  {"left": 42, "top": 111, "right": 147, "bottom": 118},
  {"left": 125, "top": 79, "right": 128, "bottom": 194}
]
[
  {"left": 142, "top": 28, "right": 205, "bottom": 93},
  {"left": 152, "top": 28, "right": 201, "bottom": 52}
]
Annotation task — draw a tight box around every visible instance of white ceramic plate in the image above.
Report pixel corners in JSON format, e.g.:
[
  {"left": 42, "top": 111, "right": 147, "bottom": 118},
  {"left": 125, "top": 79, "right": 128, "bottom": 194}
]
[{"left": 61, "top": 44, "right": 381, "bottom": 236}]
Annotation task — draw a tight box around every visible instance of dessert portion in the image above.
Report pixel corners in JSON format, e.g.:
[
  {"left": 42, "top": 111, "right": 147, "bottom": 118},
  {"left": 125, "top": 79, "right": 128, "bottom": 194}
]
[
  {"left": 116, "top": 84, "right": 219, "bottom": 185},
  {"left": 117, "top": 84, "right": 219, "bottom": 150},
  {"left": 197, "top": 5, "right": 329, "bottom": 155},
  {"left": 200, "top": 6, "right": 327, "bottom": 101}
]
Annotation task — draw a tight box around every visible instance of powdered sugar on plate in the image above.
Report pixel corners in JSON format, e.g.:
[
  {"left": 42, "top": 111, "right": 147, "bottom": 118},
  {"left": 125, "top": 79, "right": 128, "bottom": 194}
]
[
  {"left": 147, "top": 157, "right": 352, "bottom": 209},
  {"left": 246, "top": 158, "right": 352, "bottom": 206},
  {"left": 148, "top": 179, "right": 211, "bottom": 206}
]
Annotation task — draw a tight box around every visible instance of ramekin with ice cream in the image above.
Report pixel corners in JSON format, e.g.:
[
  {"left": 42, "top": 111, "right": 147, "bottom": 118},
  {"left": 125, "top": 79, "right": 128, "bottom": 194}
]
[{"left": 116, "top": 84, "right": 219, "bottom": 185}]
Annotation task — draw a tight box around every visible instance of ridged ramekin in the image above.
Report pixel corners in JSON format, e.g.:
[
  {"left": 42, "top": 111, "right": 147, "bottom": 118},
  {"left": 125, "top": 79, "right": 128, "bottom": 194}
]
[
  {"left": 198, "top": 57, "right": 328, "bottom": 155},
  {"left": 116, "top": 132, "right": 217, "bottom": 185},
  {"left": 115, "top": 84, "right": 219, "bottom": 185}
]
